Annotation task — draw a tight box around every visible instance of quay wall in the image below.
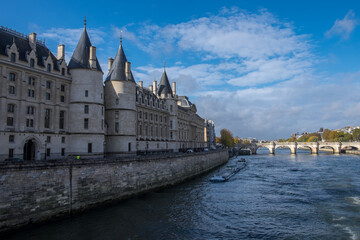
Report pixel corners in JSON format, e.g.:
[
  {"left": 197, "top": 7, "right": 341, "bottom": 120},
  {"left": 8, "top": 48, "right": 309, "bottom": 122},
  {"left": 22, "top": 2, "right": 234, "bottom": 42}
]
[{"left": 0, "top": 150, "right": 228, "bottom": 232}]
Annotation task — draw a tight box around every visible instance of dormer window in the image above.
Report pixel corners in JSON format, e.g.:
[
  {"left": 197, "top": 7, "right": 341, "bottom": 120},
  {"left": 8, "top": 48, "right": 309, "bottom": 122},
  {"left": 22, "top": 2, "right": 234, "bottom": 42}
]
[
  {"left": 47, "top": 63, "right": 51, "bottom": 72},
  {"left": 10, "top": 53, "right": 16, "bottom": 62},
  {"left": 30, "top": 59, "right": 35, "bottom": 68},
  {"left": 61, "top": 68, "right": 65, "bottom": 75}
]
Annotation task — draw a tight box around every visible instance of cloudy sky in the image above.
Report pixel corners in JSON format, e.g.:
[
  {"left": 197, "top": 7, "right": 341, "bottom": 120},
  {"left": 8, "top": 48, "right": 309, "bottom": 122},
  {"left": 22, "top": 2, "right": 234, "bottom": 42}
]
[{"left": 2, "top": 0, "right": 360, "bottom": 140}]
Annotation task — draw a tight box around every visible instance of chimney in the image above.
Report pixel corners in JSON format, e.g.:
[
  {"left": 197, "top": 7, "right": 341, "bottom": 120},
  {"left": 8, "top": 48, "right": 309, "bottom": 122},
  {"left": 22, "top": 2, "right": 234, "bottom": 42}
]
[
  {"left": 149, "top": 85, "right": 153, "bottom": 92},
  {"left": 172, "top": 82, "right": 176, "bottom": 96},
  {"left": 125, "top": 61, "right": 131, "bottom": 80},
  {"left": 108, "top": 58, "right": 114, "bottom": 71},
  {"left": 153, "top": 80, "right": 157, "bottom": 95},
  {"left": 29, "top": 33, "right": 37, "bottom": 51},
  {"left": 57, "top": 44, "right": 65, "bottom": 60},
  {"left": 89, "top": 46, "right": 96, "bottom": 69},
  {"left": 139, "top": 81, "right": 143, "bottom": 88}
]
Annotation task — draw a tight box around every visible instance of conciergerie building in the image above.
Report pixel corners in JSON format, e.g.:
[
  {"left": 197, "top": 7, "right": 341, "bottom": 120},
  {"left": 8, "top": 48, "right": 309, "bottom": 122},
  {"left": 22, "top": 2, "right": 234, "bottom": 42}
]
[{"left": 0, "top": 22, "right": 216, "bottom": 161}]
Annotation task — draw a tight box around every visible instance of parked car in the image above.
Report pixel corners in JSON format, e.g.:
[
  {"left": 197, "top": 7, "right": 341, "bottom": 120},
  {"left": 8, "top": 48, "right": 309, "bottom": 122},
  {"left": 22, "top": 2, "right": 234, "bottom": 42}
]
[
  {"left": 186, "top": 149, "right": 194, "bottom": 153},
  {"left": 203, "top": 148, "right": 209, "bottom": 152}
]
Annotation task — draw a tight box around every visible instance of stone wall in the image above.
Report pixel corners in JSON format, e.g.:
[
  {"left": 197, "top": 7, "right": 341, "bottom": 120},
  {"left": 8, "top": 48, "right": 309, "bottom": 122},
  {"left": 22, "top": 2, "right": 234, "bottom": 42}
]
[{"left": 0, "top": 150, "right": 228, "bottom": 232}]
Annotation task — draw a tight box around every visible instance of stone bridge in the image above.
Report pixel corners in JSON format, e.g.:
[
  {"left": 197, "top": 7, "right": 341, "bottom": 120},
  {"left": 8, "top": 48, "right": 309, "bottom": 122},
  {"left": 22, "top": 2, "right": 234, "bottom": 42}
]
[{"left": 238, "top": 141, "right": 360, "bottom": 154}]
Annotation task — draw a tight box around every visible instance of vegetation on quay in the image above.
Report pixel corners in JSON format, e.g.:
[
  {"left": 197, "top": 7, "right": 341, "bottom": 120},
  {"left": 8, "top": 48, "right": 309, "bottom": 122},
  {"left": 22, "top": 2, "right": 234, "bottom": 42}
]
[{"left": 279, "top": 129, "right": 360, "bottom": 142}]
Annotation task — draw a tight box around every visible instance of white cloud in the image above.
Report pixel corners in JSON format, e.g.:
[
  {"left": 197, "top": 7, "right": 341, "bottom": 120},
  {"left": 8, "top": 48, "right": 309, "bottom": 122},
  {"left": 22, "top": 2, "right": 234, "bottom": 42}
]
[
  {"left": 325, "top": 10, "right": 358, "bottom": 39},
  {"left": 128, "top": 8, "right": 360, "bottom": 139}
]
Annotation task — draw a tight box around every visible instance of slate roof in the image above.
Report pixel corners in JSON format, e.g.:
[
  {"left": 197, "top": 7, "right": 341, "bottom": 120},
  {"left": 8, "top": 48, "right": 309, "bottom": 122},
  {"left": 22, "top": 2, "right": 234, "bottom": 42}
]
[
  {"left": 68, "top": 27, "right": 102, "bottom": 72},
  {"left": 157, "top": 70, "right": 173, "bottom": 97},
  {"left": 0, "top": 26, "right": 59, "bottom": 71},
  {"left": 105, "top": 43, "right": 135, "bottom": 82}
]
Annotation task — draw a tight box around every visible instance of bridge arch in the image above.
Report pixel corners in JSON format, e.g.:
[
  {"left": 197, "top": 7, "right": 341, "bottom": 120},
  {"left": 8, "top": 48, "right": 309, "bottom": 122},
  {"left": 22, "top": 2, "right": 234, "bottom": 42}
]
[
  {"left": 255, "top": 146, "right": 272, "bottom": 154},
  {"left": 319, "top": 146, "right": 335, "bottom": 153},
  {"left": 297, "top": 145, "right": 314, "bottom": 154},
  {"left": 274, "top": 145, "right": 292, "bottom": 154},
  {"left": 341, "top": 146, "right": 359, "bottom": 151}
]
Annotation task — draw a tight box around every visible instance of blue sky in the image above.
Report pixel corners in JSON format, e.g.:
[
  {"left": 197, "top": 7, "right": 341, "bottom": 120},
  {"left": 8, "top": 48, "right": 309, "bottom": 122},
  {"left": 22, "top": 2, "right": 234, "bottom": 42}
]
[{"left": 2, "top": 0, "right": 360, "bottom": 139}]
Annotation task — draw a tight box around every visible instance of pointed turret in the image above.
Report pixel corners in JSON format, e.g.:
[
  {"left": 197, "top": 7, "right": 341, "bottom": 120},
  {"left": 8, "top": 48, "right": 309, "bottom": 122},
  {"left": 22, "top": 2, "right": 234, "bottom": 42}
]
[
  {"left": 68, "top": 23, "right": 102, "bottom": 71},
  {"left": 105, "top": 40, "right": 135, "bottom": 82},
  {"left": 158, "top": 68, "right": 173, "bottom": 97}
]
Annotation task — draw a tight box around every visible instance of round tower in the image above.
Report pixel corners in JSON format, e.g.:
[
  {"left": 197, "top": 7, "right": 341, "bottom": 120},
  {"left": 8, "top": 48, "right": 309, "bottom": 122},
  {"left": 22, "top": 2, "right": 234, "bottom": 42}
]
[
  {"left": 67, "top": 22, "right": 105, "bottom": 157},
  {"left": 104, "top": 41, "right": 136, "bottom": 155}
]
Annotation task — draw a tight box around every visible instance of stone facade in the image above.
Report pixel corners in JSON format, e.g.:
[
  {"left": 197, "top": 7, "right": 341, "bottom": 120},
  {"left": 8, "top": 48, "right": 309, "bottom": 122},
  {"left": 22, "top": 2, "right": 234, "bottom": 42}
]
[
  {"left": 0, "top": 25, "right": 215, "bottom": 161},
  {"left": 0, "top": 149, "right": 228, "bottom": 232}
]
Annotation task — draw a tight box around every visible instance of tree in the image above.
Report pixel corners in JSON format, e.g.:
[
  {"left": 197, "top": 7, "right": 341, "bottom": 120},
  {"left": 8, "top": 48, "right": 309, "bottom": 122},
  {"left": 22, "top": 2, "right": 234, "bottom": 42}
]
[
  {"left": 353, "top": 129, "right": 360, "bottom": 141},
  {"left": 216, "top": 137, "right": 221, "bottom": 144},
  {"left": 307, "top": 136, "right": 320, "bottom": 142},
  {"left": 220, "top": 129, "right": 234, "bottom": 147},
  {"left": 322, "top": 129, "right": 331, "bottom": 141},
  {"left": 341, "top": 133, "right": 353, "bottom": 142},
  {"left": 234, "top": 137, "right": 240, "bottom": 145},
  {"left": 287, "top": 136, "right": 296, "bottom": 142}
]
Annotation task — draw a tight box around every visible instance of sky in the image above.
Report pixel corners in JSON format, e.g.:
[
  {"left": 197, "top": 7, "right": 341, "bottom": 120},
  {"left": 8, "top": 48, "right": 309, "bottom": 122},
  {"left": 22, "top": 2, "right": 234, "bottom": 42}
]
[{"left": 2, "top": 0, "right": 360, "bottom": 140}]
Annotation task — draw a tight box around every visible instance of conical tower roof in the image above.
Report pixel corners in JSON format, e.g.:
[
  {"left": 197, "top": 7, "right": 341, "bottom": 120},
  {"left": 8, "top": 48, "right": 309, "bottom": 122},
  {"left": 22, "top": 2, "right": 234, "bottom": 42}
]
[
  {"left": 68, "top": 26, "right": 102, "bottom": 71},
  {"left": 105, "top": 43, "right": 133, "bottom": 82},
  {"left": 158, "top": 69, "right": 173, "bottom": 97}
]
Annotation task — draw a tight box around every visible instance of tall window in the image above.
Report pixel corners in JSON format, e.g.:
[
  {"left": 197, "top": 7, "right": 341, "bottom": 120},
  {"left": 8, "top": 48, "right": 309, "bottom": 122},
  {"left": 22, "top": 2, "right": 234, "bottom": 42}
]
[
  {"left": 9, "top": 135, "right": 14, "bottom": 142},
  {"left": 61, "top": 85, "right": 65, "bottom": 92},
  {"left": 170, "top": 105, "right": 173, "bottom": 112},
  {"left": 10, "top": 53, "right": 16, "bottom": 62},
  {"left": 26, "top": 118, "right": 34, "bottom": 128},
  {"left": 115, "top": 111, "right": 119, "bottom": 119},
  {"left": 61, "top": 136, "right": 65, "bottom": 143},
  {"left": 28, "top": 77, "right": 35, "bottom": 85},
  {"left": 8, "top": 149, "right": 14, "bottom": 158},
  {"left": 47, "top": 64, "right": 51, "bottom": 72},
  {"left": 60, "top": 95, "right": 65, "bottom": 102},
  {"left": 27, "top": 106, "right": 34, "bottom": 115},
  {"left": 9, "top": 73, "right": 15, "bottom": 81},
  {"left": 84, "top": 118, "right": 89, "bottom": 129},
  {"left": 27, "top": 89, "right": 35, "bottom": 97},
  {"left": 7, "top": 117, "right": 14, "bottom": 126},
  {"left": 46, "top": 92, "right": 51, "bottom": 100},
  {"left": 46, "top": 81, "right": 51, "bottom": 89},
  {"left": 115, "top": 122, "right": 119, "bottom": 133},
  {"left": 61, "top": 148, "right": 65, "bottom": 156},
  {"left": 84, "top": 105, "right": 89, "bottom": 114},
  {"left": 59, "top": 111, "right": 65, "bottom": 129},
  {"left": 85, "top": 90, "right": 88, "bottom": 97},
  {"left": 30, "top": 58, "right": 35, "bottom": 68},
  {"left": 45, "top": 109, "right": 51, "bottom": 128},
  {"left": 9, "top": 86, "right": 15, "bottom": 94},
  {"left": 61, "top": 68, "right": 65, "bottom": 75},
  {"left": 7, "top": 104, "right": 14, "bottom": 113},
  {"left": 88, "top": 143, "right": 92, "bottom": 153}
]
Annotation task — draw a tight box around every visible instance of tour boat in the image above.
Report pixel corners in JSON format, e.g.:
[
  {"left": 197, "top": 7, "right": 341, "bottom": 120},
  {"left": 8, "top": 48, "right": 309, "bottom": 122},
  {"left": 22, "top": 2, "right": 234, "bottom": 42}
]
[{"left": 210, "top": 160, "right": 247, "bottom": 182}]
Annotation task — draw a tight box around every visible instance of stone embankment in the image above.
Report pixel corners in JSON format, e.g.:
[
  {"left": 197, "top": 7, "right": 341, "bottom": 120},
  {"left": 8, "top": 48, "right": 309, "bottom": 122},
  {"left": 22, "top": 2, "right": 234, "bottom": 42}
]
[
  {"left": 345, "top": 150, "right": 360, "bottom": 155},
  {"left": 0, "top": 150, "right": 228, "bottom": 233}
]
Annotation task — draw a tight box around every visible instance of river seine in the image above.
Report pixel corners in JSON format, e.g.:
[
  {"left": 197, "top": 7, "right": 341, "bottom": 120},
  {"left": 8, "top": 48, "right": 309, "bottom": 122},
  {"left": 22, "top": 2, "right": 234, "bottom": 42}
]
[{"left": 4, "top": 149, "right": 360, "bottom": 240}]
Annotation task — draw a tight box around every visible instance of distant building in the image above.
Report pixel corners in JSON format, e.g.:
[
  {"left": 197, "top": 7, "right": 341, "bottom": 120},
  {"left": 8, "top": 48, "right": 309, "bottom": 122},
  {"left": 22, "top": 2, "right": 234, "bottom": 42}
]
[{"left": 0, "top": 24, "right": 214, "bottom": 160}]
